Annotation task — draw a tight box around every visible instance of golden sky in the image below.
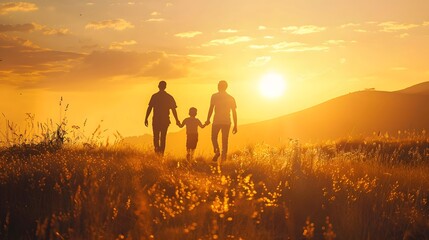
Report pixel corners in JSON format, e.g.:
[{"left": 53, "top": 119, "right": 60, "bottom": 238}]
[{"left": 1, "top": 0, "right": 429, "bottom": 137}]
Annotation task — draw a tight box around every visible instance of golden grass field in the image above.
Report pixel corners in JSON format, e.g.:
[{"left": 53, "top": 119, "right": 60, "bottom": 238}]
[{"left": 1, "top": 127, "right": 429, "bottom": 239}]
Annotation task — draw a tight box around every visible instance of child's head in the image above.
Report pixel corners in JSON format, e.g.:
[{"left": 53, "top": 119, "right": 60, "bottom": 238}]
[{"left": 189, "top": 107, "right": 197, "bottom": 117}]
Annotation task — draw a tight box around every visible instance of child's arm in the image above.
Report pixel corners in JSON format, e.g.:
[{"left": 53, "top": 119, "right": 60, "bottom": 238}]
[
  {"left": 178, "top": 119, "right": 185, "bottom": 128},
  {"left": 198, "top": 119, "right": 206, "bottom": 128}
]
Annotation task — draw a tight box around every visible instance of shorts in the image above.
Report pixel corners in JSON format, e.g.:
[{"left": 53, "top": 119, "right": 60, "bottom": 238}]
[{"left": 186, "top": 133, "right": 198, "bottom": 150}]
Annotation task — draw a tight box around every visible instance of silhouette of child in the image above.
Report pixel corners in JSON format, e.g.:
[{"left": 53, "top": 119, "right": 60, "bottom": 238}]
[{"left": 178, "top": 107, "right": 207, "bottom": 161}]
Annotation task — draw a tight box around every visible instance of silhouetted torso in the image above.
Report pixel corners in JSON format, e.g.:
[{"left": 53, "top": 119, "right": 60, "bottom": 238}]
[
  {"left": 148, "top": 91, "right": 177, "bottom": 126},
  {"left": 211, "top": 92, "right": 236, "bottom": 125},
  {"left": 182, "top": 117, "right": 203, "bottom": 134}
]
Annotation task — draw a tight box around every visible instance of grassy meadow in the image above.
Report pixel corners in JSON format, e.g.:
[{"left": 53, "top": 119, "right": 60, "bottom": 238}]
[
  {"left": 0, "top": 106, "right": 429, "bottom": 239},
  {"left": 1, "top": 127, "right": 429, "bottom": 239}
]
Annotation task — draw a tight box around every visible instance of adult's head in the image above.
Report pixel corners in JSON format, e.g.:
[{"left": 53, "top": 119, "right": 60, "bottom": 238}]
[
  {"left": 158, "top": 81, "right": 167, "bottom": 91},
  {"left": 218, "top": 80, "right": 228, "bottom": 92}
]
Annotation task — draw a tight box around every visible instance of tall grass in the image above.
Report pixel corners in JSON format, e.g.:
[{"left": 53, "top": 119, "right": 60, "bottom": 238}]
[
  {"left": 1, "top": 102, "right": 428, "bottom": 239},
  {"left": 0, "top": 136, "right": 428, "bottom": 239}
]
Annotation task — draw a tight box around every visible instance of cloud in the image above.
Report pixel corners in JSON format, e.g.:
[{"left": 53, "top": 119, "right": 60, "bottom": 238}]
[
  {"left": 354, "top": 29, "right": 367, "bottom": 33},
  {"left": 340, "top": 23, "right": 360, "bottom": 28},
  {"left": 269, "top": 41, "right": 328, "bottom": 52},
  {"left": 248, "top": 56, "right": 271, "bottom": 67},
  {"left": 378, "top": 21, "right": 418, "bottom": 32},
  {"left": 42, "top": 27, "right": 71, "bottom": 36},
  {"left": 272, "top": 41, "right": 305, "bottom": 50},
  {"left": 277, "top": 46, "right": 329, "bottom": 52},
  {"left": 33, "top": 23, "right": 71, "bottom": 36},
  {"left": 258, "top": 26, "right": 267, "bottom": 30},
  {"left": 283, "top": 25, "right": 326, "bottom": 34},
  {"left": 204, "top": 36, "right": 251, "bottom": 46},
  {"left": 219, "top": 29, "right": 238, "bottom": 33},
  {"left": 0, "top": 34, "right": 82, "bottom": 87},
  {"left": 398, "top": 33, "right": 409, "bottom": 38},
  {"left": 0, "top": 2, "right": 38, "bottom": 15},
  {"left": 62, "top": 51, "right": 189, "bottom": 84},
  {"left": 0, "top": 23, "right": 35, "bottom": 32},
  {"left": 146, "top": 18, "right": 165, "bottom": 22},
  {"left": 423, "top": 21, "right": 429, "bottom": 26},
  {"left": 85, "top": 19, "right": 134, "bottom": 31},
  {"left": 187, "top": 54, "right": 216, "bottom": 63},
  {"left": 0, "top": 23, "right": 70, "bottom": 35},
  {"left": 109, "top": 40, "right": 137, "bottom": 50},
  {"left": 1, "top": 44, "right": 190, "bottom": 89},
  {"left": 174, "top": 31, "right": 202, "bottom": 38}
]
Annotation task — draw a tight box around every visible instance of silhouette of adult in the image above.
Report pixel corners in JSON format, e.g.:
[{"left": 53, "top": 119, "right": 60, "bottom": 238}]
[
  {"left": 205, "top": 80, "right": 237, "bottom": 161},
  {"left": 145, "top": 81, "right": 180, "bottom": 155}
]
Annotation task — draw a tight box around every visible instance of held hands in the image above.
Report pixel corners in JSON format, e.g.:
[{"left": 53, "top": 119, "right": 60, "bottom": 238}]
[
  {"left": 205, "top": 120, "right": 210, "bottom": 126},
  {"left": 176, "top": 119, "right": 181, "bottom": 127}
]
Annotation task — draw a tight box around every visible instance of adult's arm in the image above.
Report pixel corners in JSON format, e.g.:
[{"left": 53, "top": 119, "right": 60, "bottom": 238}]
[
  {"left": 178, "top": 118, "right": 185, "bottom": 128},
  {"left": 171, "top": 108, "right": 180, "bottom": 126},
  {"left": 144, "top": 106, "right": 152, "bottom": 127},
  {"left": 232, "top": 108, "right": 238, "bottom": 134},
  {"left": 206, "top": 104, "right": 214, "bottom": 125}
]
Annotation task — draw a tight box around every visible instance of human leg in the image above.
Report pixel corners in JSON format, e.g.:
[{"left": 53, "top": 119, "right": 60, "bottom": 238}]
[
  {"left": 152, "top": 125, "right": 161, "bottom": 154},
  {"left": 220, "top": 124, "right": 231, "bottom": 160},
  {"left": 211, "top": 125, "right": 221, "bottom": 161},
  {"left": 159, "top": 124, "right": 169, "bottom": 155}
]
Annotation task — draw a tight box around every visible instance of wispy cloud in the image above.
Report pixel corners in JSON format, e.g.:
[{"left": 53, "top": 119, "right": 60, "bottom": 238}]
[
  {"left": 272, "top": 41, "right": 305, "bottom": 50},
  {"left": 0, "top": 23, "right": 70, "bottom": 35},
  {"left": 0, "top": 23, "right": 35, "bottom": 32},
  {"left": 378, "top": 21, "right": 418, "bottom": 32},
  {"left": 248, "top": 56, "right": 271, "bottom": 67},
  {"left": 258, "top": 26, "right": 267, "bottom": 30},
  {"left": 175, "top": 31, "right": 202, "bottom": 38},
  {"left": 109, "top": 40, "right": 137, "bottom": 50},
  {"left": 340, "top": 23, "right": 360, "bottom": 28},
  {"left": 0, "top": 34, "right": 82, "bottom": 87},
  {"left": 0, "top": 2, "right": 38, "bottom": 15},
  {"left": 204, "top": 36, "right": 251, "bottom": 46},
  {"left": 283, "top": 25, "right": 326, "bottom": 35},
  {"left": 269, "top": 41, "right": 328, "bottom": 52},
  {"left": 219, "top": 29, "right": 238, "bottom": 33},
  {"left": 281, "top": 46, "right": 329, "bottom": 52},
  {"left": 85, "top": 19, "right": 134, "bottom": 31},
  {"left": 145, "top": 18, "right": 165, "bottom": 22},
  {"left": 187, "top": 54, "right": 216, "bottom": 63},
  {"left": 33, "top": 23, "right": 71, "bottom": 36}
]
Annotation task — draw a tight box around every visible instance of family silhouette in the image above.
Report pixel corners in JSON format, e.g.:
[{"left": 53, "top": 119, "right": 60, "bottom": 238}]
[{"left": 144, "top": 80, "right": 237, "bottom": 161}]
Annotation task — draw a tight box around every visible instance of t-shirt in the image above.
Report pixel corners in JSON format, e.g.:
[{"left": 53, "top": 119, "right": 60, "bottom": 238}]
[
  {"left": 148, "top": 91, "right": 177, "bottom": 126},
  {"left": 182, "top": 117, "right": 203, "bottom": 134},
  {"left": 210, "top": 92, "right": 236, "bottom": 125}
]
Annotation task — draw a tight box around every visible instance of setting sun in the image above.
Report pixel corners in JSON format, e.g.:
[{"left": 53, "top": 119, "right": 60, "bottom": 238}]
[{"left": 259, "top": 73, "right": 286, "bottom": 99}]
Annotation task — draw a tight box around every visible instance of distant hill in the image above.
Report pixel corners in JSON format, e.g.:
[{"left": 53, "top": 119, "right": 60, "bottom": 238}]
[
  {"left": 122, "top": 82, "right": 429, "bottom": 154},
  {"left": 396, "top": 81, "right": 429, "bottom": 95}
]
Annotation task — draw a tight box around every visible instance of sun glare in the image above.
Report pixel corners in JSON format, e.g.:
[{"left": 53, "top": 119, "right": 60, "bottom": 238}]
[{"left": 259, "top": 73, "right": 286, "bottom": 99}]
